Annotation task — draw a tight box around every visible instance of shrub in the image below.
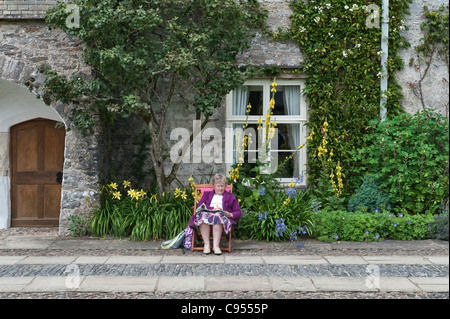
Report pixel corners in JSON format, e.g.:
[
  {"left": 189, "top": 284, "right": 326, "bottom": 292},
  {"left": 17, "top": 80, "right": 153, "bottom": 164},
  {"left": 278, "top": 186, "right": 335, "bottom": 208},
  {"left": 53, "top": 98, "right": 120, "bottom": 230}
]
[
  {"left": 347, "top": 174, "right": 391, "bottom": 213},
  {"left": 313, "top": 210, "right": 435, "bottom": 242},
  {"left": 349, "top": 109, "right": 449, "bottom": 215},
  {"left": 428, "top": 203, "right": 449, "bottom": 241},
  {"left": 67, "top": 212, "right": 90, "bottom": 237}
]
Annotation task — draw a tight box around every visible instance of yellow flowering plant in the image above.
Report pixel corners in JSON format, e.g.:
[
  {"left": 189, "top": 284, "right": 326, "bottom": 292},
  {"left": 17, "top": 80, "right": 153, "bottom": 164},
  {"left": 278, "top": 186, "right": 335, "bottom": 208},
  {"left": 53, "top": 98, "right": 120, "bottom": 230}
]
[
  {"left": 310, "top": 120, "right": 346, "bottom": 211},
  {"left": 91, "top": 179, "right": 195, "bottom": 241}
]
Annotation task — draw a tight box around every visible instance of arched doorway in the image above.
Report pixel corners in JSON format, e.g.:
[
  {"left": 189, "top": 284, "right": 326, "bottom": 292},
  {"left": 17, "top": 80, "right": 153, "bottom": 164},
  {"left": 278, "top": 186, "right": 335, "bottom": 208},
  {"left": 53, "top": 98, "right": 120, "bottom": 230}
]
[
  {"left": 10, "top": 119, "right": 65, "bottom": 226},
  {"left": 0, "top": 78, "right": 66, "bottom": 229}
]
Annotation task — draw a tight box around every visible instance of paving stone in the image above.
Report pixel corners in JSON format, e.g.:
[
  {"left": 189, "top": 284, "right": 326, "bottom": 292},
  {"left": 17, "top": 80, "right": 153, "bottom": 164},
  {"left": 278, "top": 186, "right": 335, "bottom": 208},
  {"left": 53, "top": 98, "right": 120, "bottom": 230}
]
[
  {"left": 408, "top": 277, "right": 449, "bottom": 292},
  {"left": 79, "top": 276, "right": 158, "bottom": 292},
  {"left": 158, "top": 276, "right": 204, "bottom": 292},
  {"left": 105, "top": 256, "right": 162, "bottom": 264},
  {"left": 426, "top": 256, "right": 449, "bottom": 265},
  {"left": 73, "top": 256, "right": 109, "bottom": 264},
  {"left": 0, "top": 256, "right": 26, "bottom": 265},
  {"left": 363, "top": 256, "right": 431, "bottom": 264},
  {"left": 17, "top": 256, "right": 77, "bottom": 265},
  {"left": 0, "top": 277, "right": 33, "bottom": 292},
  {"left": 22, "top": 276, "right": 80, "bottom": 292},
  {"left": 262, "top": 256, "right": 327, "bottom": 265},
  {"left": 324, "top": 256, "right": 367, "bottom": 264},
  {"left": 311, "top": 277, "right": 378, "bottom": 292},
  {"left": 270, "top": 277, "right": 316, "bottom": 292},
  {"left": 378, "top": 277, "right": 422, "bottom": 292},
  {"left": 205, "top": 276, "right": 271, "bottom": 292}
]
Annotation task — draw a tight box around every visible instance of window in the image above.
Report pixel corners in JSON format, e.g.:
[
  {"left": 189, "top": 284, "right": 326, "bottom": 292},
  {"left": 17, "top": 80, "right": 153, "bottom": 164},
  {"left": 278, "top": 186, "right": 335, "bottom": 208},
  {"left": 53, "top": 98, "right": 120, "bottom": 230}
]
[{"left": 226, "top": 79, "right": 307, "bottom": 185}]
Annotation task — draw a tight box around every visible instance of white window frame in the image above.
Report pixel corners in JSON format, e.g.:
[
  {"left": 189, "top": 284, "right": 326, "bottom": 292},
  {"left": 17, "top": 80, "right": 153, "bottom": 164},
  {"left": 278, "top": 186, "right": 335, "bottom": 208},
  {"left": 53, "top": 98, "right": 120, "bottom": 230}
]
[{"left": 225, "top": 79, "right": 308, "bottom": 186}]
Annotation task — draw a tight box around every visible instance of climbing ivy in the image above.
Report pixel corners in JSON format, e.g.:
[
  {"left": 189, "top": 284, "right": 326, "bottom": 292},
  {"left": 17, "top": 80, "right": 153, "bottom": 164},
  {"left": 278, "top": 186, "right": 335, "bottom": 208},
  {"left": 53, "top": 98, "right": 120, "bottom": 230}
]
[{"left": 287, "top": 0, "right": 412, "bottom": 194}]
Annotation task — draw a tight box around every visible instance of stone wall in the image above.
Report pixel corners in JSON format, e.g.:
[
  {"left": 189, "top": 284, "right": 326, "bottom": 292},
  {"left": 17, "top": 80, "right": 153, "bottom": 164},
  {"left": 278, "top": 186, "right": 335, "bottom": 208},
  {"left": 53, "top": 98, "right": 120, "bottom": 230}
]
[
  {"left": 395, "top": 0, "right": 449, "bottom": 117},
  {"left": 0, "top": 0, "right": 57, "bottom": 19},
  {"left": 0, "top": 19, "right": 100, "bottom": 233}
]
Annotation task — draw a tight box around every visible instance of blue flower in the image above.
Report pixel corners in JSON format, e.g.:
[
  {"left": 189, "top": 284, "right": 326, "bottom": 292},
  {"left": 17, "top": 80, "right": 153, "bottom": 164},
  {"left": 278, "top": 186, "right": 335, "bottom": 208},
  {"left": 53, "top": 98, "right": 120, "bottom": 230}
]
[
  {"left": 394, "top": 223, "right": 397, "bottom": 227},
  {"left": 365, "top": 230, "right": 369, "bottom": 235},
  {"left": 388, "top": 213, "right": 392, "bottom": 217},
  {"left": 289, "top": 230, "right": 298, "bottom": 242},
  {"left": 334, "top": 235, "right": 339, "bottom": 240},
  {"left": 285, "top": 187, "right": 297, "bottom": 199},
  {"left": 297, "top": 242, "right": 305, "bottom": 248},
  {"left": 274, "top": 218, "right": 287, "bottom": 237},
  {"left": 258, "top": 211, "right": 268, "bottom": 221},
  {"left": 257, "top": 186, "right": 266, "bottom": 196},
  {"left": 375, "top": 234, "right": 379, "bottom": 239},
  {"left": 399, "top": 213, "right": 404, "bottom": 217}
]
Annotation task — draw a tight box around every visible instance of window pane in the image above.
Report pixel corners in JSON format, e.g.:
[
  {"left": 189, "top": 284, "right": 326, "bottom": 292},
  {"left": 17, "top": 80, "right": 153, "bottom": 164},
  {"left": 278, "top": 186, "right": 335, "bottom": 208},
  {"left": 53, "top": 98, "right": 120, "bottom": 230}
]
[
  {"left": 271, "top": 123, "right": 300, "bottom": 151},
  {"left": 232, "top": 86, "right": 264, "bottom": 116},
  {"left": 232, "top": 123, "right": 260, "bottom": 163},
  {"left": 271, "top": 151, "right": 300, "bottom": 178},
  {"left": 272, "top": 86, "right": 301, "bottom": 116},
  {"left": 247, "top": 86, "right": 264, "bottom": 116}
]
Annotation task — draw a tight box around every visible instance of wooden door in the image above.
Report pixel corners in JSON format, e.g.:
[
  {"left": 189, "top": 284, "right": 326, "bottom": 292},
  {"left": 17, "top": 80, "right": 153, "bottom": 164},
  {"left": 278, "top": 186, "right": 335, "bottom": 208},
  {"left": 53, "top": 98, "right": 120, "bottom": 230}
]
[{"left": 10, "top": 119, "right": 66, "bottom": 227}]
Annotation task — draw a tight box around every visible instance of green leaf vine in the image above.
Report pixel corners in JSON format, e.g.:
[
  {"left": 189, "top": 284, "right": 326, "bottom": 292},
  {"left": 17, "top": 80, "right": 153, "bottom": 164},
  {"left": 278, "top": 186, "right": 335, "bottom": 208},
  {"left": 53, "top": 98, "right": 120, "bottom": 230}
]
[{"left": 286, "top": 0, "right": 412, "bottom": 194}]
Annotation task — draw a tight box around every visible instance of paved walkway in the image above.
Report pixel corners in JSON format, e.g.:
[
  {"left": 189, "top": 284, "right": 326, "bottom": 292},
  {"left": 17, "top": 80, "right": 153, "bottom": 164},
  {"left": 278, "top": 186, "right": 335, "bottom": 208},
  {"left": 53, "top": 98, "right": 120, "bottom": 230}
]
[{"left": 0, "top": 231, "right": 448, "bottom": 295}]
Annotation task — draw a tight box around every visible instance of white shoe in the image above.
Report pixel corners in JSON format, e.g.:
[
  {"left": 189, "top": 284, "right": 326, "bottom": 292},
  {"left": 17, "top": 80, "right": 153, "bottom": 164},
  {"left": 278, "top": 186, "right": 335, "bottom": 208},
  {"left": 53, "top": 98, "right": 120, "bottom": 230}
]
[
  {"left": 203, "top": 247, "right": 211, "bottom": 254},
  {"left": 213, "top": 247, "right": 222, "bottom": 255}
]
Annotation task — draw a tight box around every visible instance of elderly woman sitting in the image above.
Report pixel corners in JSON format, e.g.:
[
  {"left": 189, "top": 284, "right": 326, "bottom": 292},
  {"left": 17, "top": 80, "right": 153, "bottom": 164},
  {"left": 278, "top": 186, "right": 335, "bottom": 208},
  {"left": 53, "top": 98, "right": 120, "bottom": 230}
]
[{"left": 188, "top": 173, "right": 241, "bottom": 255}]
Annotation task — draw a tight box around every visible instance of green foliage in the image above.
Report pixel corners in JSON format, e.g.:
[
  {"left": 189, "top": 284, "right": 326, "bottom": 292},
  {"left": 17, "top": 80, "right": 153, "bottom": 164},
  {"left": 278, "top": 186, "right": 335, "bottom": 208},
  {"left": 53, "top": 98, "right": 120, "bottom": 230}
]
[
  {"left": 314, "top": 210, "right": 435, "bottom": 242},
  {"left": 26, "top": 0, "right": 267, "bottom": 192},
  {"left": 311, "top": 172, "right": 346, "bottom": 212},
  {"left": 237, "top": 185, "right": 315, "bottom": 242},
  {"left": 347, "top": 174, "right": 391, "bottom": 213},
  {"left": 287, "top": 0, "right": 411, "bottom": 195},
  {"left": 67, "top": 213, "right": 91, "bottom": 237},
  {"left": 90, "top": 182, "right": 193, "bottom": 241},
  {"left": 349, "top": 109, "right": 449, "bottom": 215},
  {"left": 428, "top": 202, "right": 449, "bottom": 241}
]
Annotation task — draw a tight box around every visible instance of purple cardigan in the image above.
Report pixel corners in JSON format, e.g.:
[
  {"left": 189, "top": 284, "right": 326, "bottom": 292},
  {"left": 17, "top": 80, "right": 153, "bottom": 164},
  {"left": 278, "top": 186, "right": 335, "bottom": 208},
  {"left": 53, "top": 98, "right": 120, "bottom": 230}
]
[{"left": 188, "top": 190, "right": 242, "bottom": 228}]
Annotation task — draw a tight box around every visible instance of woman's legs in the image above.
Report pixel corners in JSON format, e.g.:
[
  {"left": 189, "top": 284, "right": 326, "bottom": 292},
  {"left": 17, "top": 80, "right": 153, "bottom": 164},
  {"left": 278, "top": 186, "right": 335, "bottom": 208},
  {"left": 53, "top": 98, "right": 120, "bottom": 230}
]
[
  {"left": 199, "top": 223, "right": 223, "bottom": 253},
  {"left": 212, "top": 224, "right": 223, "bottom": 253},
  {"left": 199, "top": 223, "right": 211, "bottom": 251}
]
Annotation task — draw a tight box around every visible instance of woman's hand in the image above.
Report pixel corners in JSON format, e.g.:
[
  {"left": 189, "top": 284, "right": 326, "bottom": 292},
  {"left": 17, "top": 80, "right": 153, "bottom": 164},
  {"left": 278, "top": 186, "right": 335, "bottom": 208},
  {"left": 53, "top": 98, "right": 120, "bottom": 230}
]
[{"left": 224, "top": 211, "right": 233, "bottom": 218}]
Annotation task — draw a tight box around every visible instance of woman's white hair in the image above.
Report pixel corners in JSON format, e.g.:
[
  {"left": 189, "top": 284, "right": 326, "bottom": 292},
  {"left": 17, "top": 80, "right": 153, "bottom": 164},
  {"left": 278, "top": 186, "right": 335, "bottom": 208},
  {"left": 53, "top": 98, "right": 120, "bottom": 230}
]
[{"left": 212, "top": 173, "right": 228, "bottom": 186}]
